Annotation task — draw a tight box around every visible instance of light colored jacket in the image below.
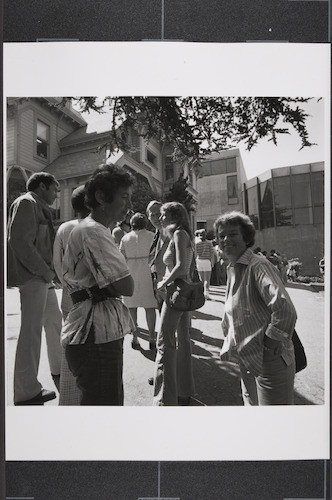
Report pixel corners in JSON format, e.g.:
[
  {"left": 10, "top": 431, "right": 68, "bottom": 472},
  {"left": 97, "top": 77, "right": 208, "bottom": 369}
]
[
  {"left": 220, "top": 248, "right": 297, "bottom": 376},
  {"left": 7, "top": 192, "right": 55, "bottom": 285}
]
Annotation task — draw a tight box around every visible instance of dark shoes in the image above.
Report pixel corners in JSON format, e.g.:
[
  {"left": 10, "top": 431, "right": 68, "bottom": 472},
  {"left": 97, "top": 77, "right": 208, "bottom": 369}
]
[
  {"left": 148, "top": 377, "right": 154, "bottom": 386},
  {"left": 14, "top": 388, "right": 57, "bottom": 406}
]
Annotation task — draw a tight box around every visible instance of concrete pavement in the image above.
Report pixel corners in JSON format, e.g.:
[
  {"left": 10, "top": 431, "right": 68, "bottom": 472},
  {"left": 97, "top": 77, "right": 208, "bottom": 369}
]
[{"left": 5, "top": 284, "right": 326, "bottom": 406}]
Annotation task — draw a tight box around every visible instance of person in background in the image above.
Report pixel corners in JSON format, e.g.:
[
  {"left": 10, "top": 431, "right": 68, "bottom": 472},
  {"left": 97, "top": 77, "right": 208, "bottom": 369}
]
[
  {"left": 253, "top": 247, "right": 263, "bottom": 256},
  {"left": 53, "top": 185, "right": 90, "bottom": 405},
  {"left": 215, "top": 211, "right": 297, "bottom": 406},
  {"left": 7, "top": 172, "right": 62, "bottom": 405},
  {"left": 61, "top": 164, "right": 135, "bottom": 405},
  {"left": 280, "top": 254, "right": 289, "bottom": 284},
  {"left": 210, "top": 239, "right": 223, "bottom": 286},
  {"left": 153, "top": 202, "right": 195, "bottom": 406},
  {"left": 112, "top": 209, "right": 135, "bottom": 246},
  {"left": 120, "top": 212, "right": 158, "bottom": 350},
  {"left": 53, "top": 185, "right": 90, "bottom": 317},
  {"left": 146, "top": 200, "right": 169, "bottom": 312},
  {"left": 195, "top": 229, "right": 214, "bottom": 300}
]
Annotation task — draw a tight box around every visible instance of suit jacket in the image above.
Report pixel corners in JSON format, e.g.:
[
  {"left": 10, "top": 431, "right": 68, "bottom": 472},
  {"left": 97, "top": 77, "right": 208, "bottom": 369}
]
[
  {"left": 148, "top": 230, "right": 169, "bottom": 282},
  {"left": 7, "top": 191, "right": 55, "bottom": 286}
]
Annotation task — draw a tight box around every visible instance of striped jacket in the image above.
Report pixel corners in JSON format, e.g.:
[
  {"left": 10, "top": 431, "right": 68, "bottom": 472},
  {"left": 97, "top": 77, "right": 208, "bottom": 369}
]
[{"left": 220, "top": 248, "right": 296, "bottom": 376}]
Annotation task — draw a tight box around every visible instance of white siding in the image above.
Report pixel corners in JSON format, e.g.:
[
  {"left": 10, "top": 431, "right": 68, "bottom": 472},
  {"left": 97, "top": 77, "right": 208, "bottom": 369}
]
[{"left": 7, "top": 118, "right": 15, "bottom": 164}]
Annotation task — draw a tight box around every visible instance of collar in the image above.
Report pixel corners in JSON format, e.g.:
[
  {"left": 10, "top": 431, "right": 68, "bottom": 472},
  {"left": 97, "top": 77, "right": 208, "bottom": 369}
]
[
  {"left": 228, "top": 247, "right": 253, "bottom": 268},
  {"left": 29, "top": 191, "right": 51, "bottom": 210}
]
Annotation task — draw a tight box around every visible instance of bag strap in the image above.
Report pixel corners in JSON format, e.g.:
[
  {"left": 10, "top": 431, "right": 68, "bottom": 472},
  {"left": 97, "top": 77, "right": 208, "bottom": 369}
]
[{"left": 171, "top": 230, "right": 199, "bottom": 282}]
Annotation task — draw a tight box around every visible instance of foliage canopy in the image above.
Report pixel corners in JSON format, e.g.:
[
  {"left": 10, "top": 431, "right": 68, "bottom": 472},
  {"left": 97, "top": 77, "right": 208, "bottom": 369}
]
[{"left": 67, "top": 96, "right": 315, "bottom": 163}]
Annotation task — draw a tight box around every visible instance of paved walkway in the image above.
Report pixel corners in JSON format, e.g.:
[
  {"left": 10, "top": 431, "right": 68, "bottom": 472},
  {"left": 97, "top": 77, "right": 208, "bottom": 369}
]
[{"left": 5, "top": 284, "right": 326, "bottom": 406}]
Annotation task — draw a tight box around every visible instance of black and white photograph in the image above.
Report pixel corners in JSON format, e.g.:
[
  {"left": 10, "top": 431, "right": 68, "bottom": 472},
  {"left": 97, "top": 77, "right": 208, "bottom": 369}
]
[
  {"left": 5, "top": 95, "right": 326, "bottom": 409},
  {"left": 3, "top": 42, "right": 330, "bottom": 498}
]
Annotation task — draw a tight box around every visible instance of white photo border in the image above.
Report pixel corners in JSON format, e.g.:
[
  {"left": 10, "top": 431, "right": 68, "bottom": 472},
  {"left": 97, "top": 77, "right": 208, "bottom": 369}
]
[{"left": 4, "top": 42, "right": 330, "bottom": 461}]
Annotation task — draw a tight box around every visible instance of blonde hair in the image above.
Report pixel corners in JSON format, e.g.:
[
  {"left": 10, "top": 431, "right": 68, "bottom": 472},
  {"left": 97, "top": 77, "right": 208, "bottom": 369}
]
[{"left": 161, "top": 202, "right": 193, "bottom": 239}]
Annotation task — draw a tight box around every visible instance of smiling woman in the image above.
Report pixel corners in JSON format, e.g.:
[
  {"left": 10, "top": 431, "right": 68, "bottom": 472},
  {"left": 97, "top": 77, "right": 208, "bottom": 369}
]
[
  {"left": 214, "top": 211, "right": 297, "bottom": 406},
  {"left": 61, "top": 164, "right": 136, "bottom": 405}
]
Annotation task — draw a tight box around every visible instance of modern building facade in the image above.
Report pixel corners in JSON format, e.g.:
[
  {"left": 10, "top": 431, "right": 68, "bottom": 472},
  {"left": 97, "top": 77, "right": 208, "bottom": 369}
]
[
  {"left": 196, "top": 149, "right": 247, "bottom": 232},
  {"left": 243, "top": 162, "right": 324, "bottom": 275},
  {"left": 196, "top": 149, "right": 324, "bottom": 275},
  {"left": 6, "top": 97, "right": 198, "bottom": 223}
]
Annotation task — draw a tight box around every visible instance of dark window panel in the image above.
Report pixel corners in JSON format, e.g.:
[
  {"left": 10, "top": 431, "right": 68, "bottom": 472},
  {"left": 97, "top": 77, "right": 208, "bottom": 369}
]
[
  {"left": 226, "top": 157, "right": 237, "bottom": 173},
  {"left": 273, "top": 176, "right": 292, "bottom": 209},
  {"left": 313, "top": 205, "right": 324, "bottom": 225},
  {"left": 276, "top": 207, "right": 293, "bottom": 226},
  {"left": 261, "top": 209, "right": 275, "bottom": 229},
  {"left": 249, "top": 214, "right": 259, "bottom": 229},
  {"left": 294, "top": 206, "right": 313, "bottom": 225},
  {"left": 260, "top": 179, "right": 273, "bottom": 213},
  {"left": 292, "top": 173, "right": 311, "bottom": 208},
  {"left": 247, "top": 185, "right": 258, "bottom": 218},
  {"left": 211, "top": 159, "right": 226, "bottom": 175},
  {"left": 311, "top": 171, "right": 324, "bottom": 206},
  {"left": 227, "top": 175, "right": 238, "bottom": 204}
]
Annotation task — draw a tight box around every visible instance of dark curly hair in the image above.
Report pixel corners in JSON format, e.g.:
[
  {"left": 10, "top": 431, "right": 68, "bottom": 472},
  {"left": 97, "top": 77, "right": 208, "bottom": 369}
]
[
  {"left": 27, "top": 172, "right": 58, "bottom": 191},
  {"left": 130, "top": 212, "right": 147, "bottom": 230},
  {"left": 214, "top": 211, "right": 255, "bottom": 247},
  {"left": 85, "top": 164, "right": 135, "bottom": 209}
]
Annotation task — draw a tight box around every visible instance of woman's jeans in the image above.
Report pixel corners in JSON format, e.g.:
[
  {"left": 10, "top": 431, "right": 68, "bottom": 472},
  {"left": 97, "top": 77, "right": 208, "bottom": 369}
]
[
  {"left": 66, "top": 334, "right": 124, "bottom": 406},
  {"left": 153, "top": 302, "right": 195, "bottom": 406},
  {"left": 239, "top": 351, "right": 295, "bottom": 406}
]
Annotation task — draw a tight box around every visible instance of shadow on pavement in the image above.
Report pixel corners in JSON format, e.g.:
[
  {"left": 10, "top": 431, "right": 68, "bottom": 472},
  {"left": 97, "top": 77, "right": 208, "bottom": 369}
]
[
  {"left": 192, "top": 310, "right": 223, "bottom": 321},
  {"left": 131, "top": 328, "right": 157, "bottom": 361},
  {"left": 192, "top": 354, "right": 243, "bottom": 406},
  {"left": 190, "top": 327, "right": 222, "bottom": 349},
  {"left": 294, "top": 391, "right": 316, "bottom": 405}
]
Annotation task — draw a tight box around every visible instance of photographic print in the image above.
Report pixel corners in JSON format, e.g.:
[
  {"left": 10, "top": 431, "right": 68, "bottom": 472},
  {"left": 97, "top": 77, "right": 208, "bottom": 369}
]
[{"left": 3, "top": 43, "right": 329, "bottom": 496}]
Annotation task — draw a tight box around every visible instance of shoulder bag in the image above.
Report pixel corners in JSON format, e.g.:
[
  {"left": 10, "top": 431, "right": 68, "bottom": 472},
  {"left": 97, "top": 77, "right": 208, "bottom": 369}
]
[
  {"left": 166, "top": 238, "right": 205, "bottom": 311},
  {"left": 292, "top": 329, "right": 307, "bottom": 373}
]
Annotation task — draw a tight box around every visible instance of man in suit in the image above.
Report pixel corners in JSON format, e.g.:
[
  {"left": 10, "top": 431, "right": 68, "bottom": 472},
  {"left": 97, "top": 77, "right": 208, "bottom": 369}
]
[
  {"left": 8, "top": 172, "right": 62, "bottom": 405},
  {"left": 146, "top": 200, "right": 169, "bottom": 311}
]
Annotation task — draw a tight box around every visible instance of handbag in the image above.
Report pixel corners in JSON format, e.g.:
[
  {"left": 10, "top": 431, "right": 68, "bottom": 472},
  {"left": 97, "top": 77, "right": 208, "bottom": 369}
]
[
  {"left": 167, "top": 278, "right": 205, "bottom": 311},
  {"left": 292, "top": 329, "right": 307, "bottom": 373},
  {"left": 166, "top": 240, "right": 205, "bottom": 311}
]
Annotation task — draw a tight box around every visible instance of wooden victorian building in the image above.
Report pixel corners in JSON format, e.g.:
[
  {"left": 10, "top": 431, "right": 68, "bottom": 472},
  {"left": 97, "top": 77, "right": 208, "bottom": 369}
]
[{"left": 6, "top": 97, "right": 198, "bottom": 224}]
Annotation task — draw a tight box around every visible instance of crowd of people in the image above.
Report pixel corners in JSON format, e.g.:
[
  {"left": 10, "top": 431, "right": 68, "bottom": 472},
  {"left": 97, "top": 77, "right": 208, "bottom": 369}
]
[{"left": 7, "top": 163, "right": 298, "bottom": 407}]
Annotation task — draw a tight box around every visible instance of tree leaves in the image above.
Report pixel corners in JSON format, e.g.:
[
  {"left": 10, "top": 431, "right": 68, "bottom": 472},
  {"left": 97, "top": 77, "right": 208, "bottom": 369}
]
[{"left": 61, "top": 96, "right": 316, "bottom": 163}]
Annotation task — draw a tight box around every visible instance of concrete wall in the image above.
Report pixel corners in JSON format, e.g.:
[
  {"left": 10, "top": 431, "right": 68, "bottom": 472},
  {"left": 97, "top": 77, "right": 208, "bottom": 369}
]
[
  {"left": 196, "top": 151, "right": 244, "bottom": 231},
  {"left": 254, "top": 224, "right": 324, "bottom": 275}
]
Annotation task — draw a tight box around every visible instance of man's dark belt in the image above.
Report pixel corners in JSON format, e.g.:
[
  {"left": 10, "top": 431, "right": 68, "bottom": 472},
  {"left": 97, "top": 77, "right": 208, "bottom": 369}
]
[{"left": 70, "top": 286, "right": 114, "bottom": 305}]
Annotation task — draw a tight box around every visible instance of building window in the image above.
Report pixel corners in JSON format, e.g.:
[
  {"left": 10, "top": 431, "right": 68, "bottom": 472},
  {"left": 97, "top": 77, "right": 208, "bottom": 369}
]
[
  {"left": 259, "top": 180, "right": 274, "bottom": 228},
  {"left": 247, "top": 185, "right": 259, "bottom": 228},
  {"left": 273, "top": 176, "right": 293, "bottom": 226},
  {"left": 36, "top": 120, "right": 50, "bottom": 160},
  {"left": 165, "top": 156, "right": 174, "bottom": 181},
  {"left": 227, "top": 175, "right": 238, "bottom": 204},
  {"left": 146, "top": 149, "right": 157, "bottom": 167},
  {"left": 311, "top": 171, "right": 324, "bottom": 224},
  {"left": 313, "top": 205, "right": 324, "bottom": 224},
  {"left": 291, "top": 173, "right": 313, "bottom": 224},
  {"left": 225, "top": 157, "right": 237, "bottom": 173}
]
